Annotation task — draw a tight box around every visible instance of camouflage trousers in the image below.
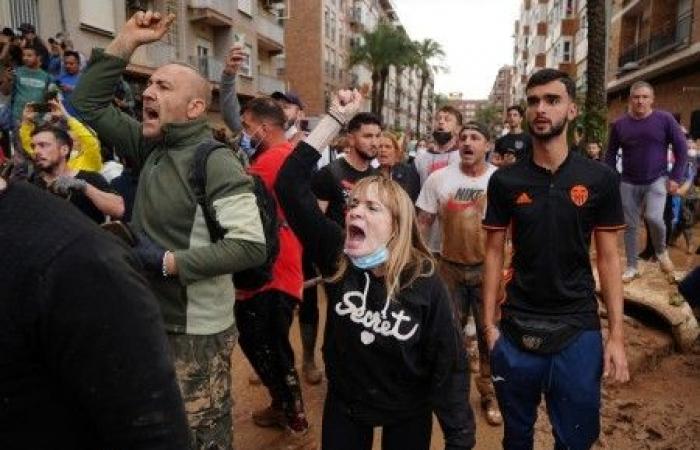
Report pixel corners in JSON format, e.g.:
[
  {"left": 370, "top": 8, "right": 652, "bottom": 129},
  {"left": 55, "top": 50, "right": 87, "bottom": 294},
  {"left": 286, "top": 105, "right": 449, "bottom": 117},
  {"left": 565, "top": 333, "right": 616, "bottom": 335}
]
[
  {"left": 168, "top": 326, "right": 237, "bottom": 450},
  {"left": 438, "top": 259, "right": 496, "bottom": 402}
]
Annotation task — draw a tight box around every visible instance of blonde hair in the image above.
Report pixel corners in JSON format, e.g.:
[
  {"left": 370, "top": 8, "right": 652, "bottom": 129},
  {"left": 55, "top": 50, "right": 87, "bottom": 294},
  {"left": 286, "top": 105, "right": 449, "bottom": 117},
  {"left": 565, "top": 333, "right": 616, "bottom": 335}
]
[
  {"left": 380, "top": 131, "right": 405, "bottom": 161},
  {"left": 328, "top": 176, "right": 435, "bottom": 300}
]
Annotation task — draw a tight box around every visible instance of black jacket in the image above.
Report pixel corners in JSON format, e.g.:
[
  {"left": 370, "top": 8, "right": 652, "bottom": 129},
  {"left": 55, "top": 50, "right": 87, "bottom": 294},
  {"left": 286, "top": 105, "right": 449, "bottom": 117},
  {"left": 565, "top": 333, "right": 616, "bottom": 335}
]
[
  {"left": 276, "top": 142, "right": 475, "bottom": 449},
  {"left": 0, "top": 182, "right": 190, "bottom": 450}
]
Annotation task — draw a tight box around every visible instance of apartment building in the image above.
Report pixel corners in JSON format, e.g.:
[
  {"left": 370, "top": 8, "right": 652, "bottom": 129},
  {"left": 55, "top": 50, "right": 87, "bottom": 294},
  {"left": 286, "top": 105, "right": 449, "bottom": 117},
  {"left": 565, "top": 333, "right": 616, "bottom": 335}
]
[
  {"left": 488, "top": 65, "right": 514, "bottom": 121},
  {"left": 446, "top": 93, "right": 488, "bottom": 123},
  {"left": 0, "top": 0, "right": 288, "bottom": 125},
  {"left": 606, "top": 0, "right": 700, "bottom": 133},
  {"left": 285, "top": 0, "right": 433, "bottom": 134},
  {"left": 512, "top": 0, "right": 588, "bottom": 102}
]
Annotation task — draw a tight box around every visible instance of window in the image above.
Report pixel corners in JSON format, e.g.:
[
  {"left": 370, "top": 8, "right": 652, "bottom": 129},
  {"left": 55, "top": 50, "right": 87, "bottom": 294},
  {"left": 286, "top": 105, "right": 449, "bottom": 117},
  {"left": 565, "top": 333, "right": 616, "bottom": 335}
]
[
  {"left": 324, "top": 7, "right": 331, "bottom": 37},
  {"left": 563, "top": 41, "right": 571, "bottom": 62},
  {"left": 331, "top": 12, "right": 337, "bottom": 42},
  {"left": 80, "top": 0, "right": 116, "bottom": 34},
  {"left": 196, "top": 44, "right": 210, "bottom": 77}
]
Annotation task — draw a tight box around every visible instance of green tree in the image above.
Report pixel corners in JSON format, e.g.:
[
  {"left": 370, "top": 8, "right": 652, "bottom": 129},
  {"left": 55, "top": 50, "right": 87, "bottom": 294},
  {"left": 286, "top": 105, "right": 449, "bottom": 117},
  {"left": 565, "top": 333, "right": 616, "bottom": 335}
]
[
  {"left": 414, "top": 39, "right": 446, "bottom": 137},
  {"left": 392, "top": 29, "right": 419, "bottom": 126},
  {"left": 583, "top": 0, "right": 608, "bottom": 146},
  {"left": 474, "top": 103, "right": 502, "bottom": 136},
  {"left": 348, "top": 22, "right": 409, "bottom": 116}
]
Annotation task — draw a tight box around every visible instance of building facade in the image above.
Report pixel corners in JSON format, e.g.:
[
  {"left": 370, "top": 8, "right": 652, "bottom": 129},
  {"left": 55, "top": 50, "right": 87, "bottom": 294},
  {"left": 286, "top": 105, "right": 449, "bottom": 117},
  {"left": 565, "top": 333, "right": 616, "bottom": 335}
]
[
  {"left": 446, "top": 93, "right": 488, "bottom": 123},
  {"left": 606, "top": 0, "right": 700, "bottom": 133},
  {"left": 285, "top": 0, "right": 434, "bottom": 135},
  {"left": 0, "top": 0, "right": 288, "bottom": 126},
  {"left": 488, "top": 65, "right": 514, "bottom": 121},
  {"left": 512, "top": 0, "right": 589, "bottom": 102}
]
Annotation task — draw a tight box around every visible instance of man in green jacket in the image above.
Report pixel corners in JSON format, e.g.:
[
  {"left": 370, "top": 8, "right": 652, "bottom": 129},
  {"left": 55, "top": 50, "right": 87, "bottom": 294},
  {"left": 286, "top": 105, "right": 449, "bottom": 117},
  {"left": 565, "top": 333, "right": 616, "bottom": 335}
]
[{"left": 71, "top": 11, "right": 266, "bottom": 450}]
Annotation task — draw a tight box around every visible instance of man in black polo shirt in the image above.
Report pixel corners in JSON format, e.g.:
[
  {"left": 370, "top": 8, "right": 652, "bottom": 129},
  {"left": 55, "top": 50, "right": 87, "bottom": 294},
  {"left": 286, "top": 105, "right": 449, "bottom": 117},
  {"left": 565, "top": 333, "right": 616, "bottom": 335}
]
[
  {"left": 493, "top": 105, "right": 532, "bottom": 166},
  {"left": 482, "top": 69, "right": 629, "bottom": 450}
]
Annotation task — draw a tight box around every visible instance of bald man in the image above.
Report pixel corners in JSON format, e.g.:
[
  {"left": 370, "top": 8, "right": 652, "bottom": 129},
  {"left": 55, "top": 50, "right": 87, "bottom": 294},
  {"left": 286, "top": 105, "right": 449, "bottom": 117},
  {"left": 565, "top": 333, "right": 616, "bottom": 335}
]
[{"left": 72, "top": 11, "right": 267, "bottom": 450}]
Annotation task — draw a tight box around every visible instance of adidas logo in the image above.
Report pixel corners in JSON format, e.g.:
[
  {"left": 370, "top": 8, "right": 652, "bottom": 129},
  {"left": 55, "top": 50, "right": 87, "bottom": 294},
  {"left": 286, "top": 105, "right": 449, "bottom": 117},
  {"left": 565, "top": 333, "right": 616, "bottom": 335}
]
[{"left": 515, "top": 192, "right": 533, "bottom": 205}]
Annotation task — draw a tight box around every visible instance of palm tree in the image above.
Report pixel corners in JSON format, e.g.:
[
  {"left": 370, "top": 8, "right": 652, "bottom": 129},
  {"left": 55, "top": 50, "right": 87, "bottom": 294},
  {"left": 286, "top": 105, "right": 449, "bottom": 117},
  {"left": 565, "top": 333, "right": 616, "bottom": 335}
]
[
  {"left": 391, "top": 30, "right": 419, "bottom": 126},
  {"left": 414, "top": 38, "right": 446, "bottom": 137},
  {"left": 348, "top": 22, "right": 409, "bottom": 116},
  {"left": 584, "top": 0, "right": 607, "bottom": 145}
]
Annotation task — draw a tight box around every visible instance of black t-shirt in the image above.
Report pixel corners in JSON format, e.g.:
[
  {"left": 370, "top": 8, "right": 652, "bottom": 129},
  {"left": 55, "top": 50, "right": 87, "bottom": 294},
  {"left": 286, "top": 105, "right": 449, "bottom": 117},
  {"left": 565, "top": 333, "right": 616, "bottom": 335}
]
[
  {"left": 311, "top": 158, "right": 377, "bottom": 226},
  {"left": 33, "top": 171, "right": 116, "bottom": 224},
  {"left": 494, "top": 132, "right": 532, "bottom": 159},
  {"left": 483, "top": 152, "right": 625, "bottom": 328},
  {"left": 0, "top": 182, "right": 190, "bottom": 450}
]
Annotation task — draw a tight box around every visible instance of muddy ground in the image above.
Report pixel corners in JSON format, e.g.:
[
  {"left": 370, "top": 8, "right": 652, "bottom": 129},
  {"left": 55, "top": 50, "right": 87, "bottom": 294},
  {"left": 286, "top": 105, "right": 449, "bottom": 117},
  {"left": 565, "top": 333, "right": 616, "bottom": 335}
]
[{"left": 231, "top": 245, "right": 700, "bottom": 450}]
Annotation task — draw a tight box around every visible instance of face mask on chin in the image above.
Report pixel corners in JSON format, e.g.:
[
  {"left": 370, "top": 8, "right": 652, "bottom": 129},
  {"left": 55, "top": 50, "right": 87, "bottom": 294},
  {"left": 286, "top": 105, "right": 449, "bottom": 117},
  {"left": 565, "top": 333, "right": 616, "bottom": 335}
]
[
  {"left": 345, "top": 245, "right": 389, "bottom": 270},
  {"left": 432, "top": 130, "right": 452, "bottom": 147}
]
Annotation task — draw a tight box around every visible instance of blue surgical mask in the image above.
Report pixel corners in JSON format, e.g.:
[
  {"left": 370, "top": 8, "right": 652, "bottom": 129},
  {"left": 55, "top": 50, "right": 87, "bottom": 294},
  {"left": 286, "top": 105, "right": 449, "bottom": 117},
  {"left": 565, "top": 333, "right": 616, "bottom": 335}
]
[
  {"left": 345, "top": 245, "right": 389, "bottom": 270},
  {"left": 241, "top": 127, "right": 264, "bottom": 157}
]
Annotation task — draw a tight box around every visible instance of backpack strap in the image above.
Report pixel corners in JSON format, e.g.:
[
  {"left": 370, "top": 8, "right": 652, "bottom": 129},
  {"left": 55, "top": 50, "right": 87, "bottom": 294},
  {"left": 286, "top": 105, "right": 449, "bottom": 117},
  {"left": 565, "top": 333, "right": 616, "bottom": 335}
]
[{"left": 189, "top": 139, "right": 229, "bottom": 242}]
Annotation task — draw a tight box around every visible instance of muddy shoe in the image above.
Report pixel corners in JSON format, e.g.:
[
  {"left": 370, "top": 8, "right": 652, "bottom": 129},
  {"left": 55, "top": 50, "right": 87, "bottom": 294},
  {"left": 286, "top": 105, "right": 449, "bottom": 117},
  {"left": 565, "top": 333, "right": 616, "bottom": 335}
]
[
  {"left": 482, "top": 397, "right": 503, "bottom": 426},
  {"left": 467, "top": 339, "right": 480, "bottom": 374},
  {"left": 252, "top": 405, "right": 287, "bottom": 428},
  {"left": 622, "top": 267, "right": 640, "bottom": 283},
  {"left": 657, "top": 251, "right": 675, "bottom": 275},
  {"left": 280, "top": 417, "right": 316, "bottom": 450},
  {"left": 302, "top": 361, "right": 323, "bottom": 385}
]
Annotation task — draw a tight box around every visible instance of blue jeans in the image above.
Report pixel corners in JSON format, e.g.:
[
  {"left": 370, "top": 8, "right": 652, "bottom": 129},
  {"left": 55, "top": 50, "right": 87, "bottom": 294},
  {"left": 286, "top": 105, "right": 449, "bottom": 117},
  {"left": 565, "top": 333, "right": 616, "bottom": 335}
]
[{"left": 491, "top": 330, "right": 603, "bottom": 450}]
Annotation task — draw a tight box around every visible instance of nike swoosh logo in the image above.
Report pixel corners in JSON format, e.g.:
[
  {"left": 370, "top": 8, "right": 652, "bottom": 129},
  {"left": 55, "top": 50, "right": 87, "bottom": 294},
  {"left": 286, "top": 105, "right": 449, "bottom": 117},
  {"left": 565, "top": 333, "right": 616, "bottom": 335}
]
[{"left": 491, "top": 376, "right": 506, "bottom": 383}]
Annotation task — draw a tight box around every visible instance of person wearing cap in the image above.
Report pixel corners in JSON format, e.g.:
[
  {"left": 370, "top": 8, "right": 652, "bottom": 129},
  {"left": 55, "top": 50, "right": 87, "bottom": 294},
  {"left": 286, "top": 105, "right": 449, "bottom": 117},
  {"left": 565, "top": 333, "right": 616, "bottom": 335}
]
[
  {"left": 271, "top": 90, "right": 305, "bottom": 140},
  {"left": 416, "top": 121, "right": 502, "bottom": 426}
]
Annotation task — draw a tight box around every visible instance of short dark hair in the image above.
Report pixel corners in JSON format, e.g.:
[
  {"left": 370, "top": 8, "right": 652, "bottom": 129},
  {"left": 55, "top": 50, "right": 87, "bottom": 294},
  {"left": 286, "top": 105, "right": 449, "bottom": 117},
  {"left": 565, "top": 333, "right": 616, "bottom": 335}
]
[
  {"left": 63, "top": 50, "right": 80, "bottom": 61},
  {"left": 22, "top": 46, "right": 38, "bottom": 55},
  {"left": 438, "top": 105, "right": 463, "bottom": 126},
  {"left": 31, "top": 123, "right": 73, "bottom": 155},
  {"left": 525, "top": 69, "right": 576, "bottom": 100},
  {"left": 506, "top": 105, "right": 524, "bottom": 117},
  {"left": 347, "top": 112, "right": 382, "bottom": 133},
  {"left": 244, "top": 97, "right": 286, "bottom": 128}
]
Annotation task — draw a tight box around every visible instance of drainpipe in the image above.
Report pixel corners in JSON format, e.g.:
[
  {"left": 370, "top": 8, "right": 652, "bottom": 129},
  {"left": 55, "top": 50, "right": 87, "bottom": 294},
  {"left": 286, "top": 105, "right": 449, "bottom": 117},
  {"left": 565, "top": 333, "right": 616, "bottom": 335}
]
[{"left": 58, "top": 0, "right": 67, "bottom": 34}]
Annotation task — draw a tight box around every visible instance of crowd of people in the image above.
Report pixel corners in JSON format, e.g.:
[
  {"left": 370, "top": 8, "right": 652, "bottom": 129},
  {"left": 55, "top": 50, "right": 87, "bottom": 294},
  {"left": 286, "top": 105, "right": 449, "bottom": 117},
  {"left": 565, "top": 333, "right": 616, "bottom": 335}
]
[{"left": 1, "top": 9, "right": 699, "bottom": 450}]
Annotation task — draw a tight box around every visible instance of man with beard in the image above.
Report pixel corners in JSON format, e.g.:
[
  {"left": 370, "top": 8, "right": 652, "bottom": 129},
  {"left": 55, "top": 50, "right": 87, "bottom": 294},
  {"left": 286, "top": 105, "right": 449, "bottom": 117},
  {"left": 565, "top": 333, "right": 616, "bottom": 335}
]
[
  {"left": 72, "top": 11, "right": 267, "bottom": 449},
  {"left": 413, "top": 105, "right": 463, "bottom": 254},
  {"left": 482, "top": 69, "right": 629, "bottom": 449},
  {"left": 29, "top": 124, "right": 123, "bottom": 223},
  {"left": 416, "top": 121, "right": 502, "bottom": 426},
  {"left": 493, "top": 105, "right": 531, "bottom": 166},
  {"left": 311, "top": 112, "right": 381, "bottom": 226}
]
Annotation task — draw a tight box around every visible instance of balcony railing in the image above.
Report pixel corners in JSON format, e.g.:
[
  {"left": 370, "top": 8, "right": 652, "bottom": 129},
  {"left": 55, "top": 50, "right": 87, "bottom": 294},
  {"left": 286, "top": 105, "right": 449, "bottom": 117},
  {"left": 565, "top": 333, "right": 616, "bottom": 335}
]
[
  {"left": 255, "top": 14, "right": 284, "bottom": 47},
  {"left": 258, "top": 73, "right": 285, "bottom": 94},
  {"left": 189, "top": 0, "right": 231, "bottom": 17},
  {"left": 189, "top": 56, "right": 223, "bottom": 83},
  {"left": 131, "top": 40, "right": 177, "bottom": 69},
  {"left": 618, "top": 12, "right": 693, "bottom": 69}
]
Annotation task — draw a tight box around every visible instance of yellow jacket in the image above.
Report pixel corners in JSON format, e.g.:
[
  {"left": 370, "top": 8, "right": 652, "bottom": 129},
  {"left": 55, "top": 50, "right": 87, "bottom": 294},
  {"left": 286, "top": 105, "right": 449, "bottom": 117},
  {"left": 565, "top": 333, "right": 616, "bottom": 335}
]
[{"left": 21, "top": 117, "right": 103, "bottom": 172}]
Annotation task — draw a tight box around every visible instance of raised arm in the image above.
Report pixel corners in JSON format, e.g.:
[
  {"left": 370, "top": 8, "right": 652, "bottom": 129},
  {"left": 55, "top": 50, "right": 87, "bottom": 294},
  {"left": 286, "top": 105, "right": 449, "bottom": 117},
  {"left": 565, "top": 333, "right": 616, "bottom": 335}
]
[
  {"left": 219, "top": 44, "right": 245, "bottom": 134},
  {"left": 71, "top": 11, "right": 175, "bottom": 169}
]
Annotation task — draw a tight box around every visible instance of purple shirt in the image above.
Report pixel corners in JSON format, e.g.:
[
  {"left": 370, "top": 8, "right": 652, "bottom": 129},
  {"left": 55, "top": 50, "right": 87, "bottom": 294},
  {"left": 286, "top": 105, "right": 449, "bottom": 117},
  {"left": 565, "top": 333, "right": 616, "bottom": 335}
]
[{"left": 605, "top": 110, "right": 687, "bottom": 184}]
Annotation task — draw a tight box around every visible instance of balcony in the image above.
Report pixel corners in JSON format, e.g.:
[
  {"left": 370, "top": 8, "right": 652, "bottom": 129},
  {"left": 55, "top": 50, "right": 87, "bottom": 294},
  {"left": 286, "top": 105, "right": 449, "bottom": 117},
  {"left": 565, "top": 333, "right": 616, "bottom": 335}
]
[
  {"left": 617, "top": 11, "right": 693, "bottom": 72},
  {"left": 130, "top": 40, "right": 177, "bottom": 72},
  {"left": 257, "top": 73, "right": 285, "bottom": 94},
  {"left": 189, "top": 55, "right": 224, "bottom": 83},
  {"left": 188, "top": 0, "right": 233, "bottom": 27},
  {"left": 255, "top": 14, "right": 284, "bottom": 54}
]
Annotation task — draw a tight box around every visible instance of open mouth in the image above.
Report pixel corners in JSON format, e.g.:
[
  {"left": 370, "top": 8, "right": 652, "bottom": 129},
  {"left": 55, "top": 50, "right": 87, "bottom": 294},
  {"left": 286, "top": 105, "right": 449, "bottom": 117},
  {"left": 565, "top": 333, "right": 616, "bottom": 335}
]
[
  {"left": 346, "top": 224, "right": 366, "bottom": 249},
  {"left": 143, "top": 106, "right": 159, "bottom": 121}
]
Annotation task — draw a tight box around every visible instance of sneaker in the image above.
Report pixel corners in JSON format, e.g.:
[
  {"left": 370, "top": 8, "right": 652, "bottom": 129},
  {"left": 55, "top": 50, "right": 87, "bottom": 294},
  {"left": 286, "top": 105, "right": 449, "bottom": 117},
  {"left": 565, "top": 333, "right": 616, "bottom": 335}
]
[
  {"left": 281, "top": 424, "right": 316, "bottom": 450},
  {"left": 657, "top": 251, "right": 675, "bottom": 274},
  {"left": 482, "top": 397, "right": 503, "bottom": 426},
  {"left": 622, "top": 267, "right": 639, "bottom": 283},
  {"left": 302, "top": 361, "right": 323, "bottom": 385},
  {"left": 252, "top": 405, "right": 287, "bottom": 428}
]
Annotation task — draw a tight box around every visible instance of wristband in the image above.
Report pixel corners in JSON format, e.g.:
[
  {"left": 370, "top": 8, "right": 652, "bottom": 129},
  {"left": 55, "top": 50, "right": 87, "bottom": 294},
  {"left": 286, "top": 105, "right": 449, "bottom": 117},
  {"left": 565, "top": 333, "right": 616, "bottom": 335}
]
[
  {"left": 327, "top": 111, "right": 344, "bottom": 127},
  {"left": 162, "top": 251, "right": 171, "bottom": 278}
]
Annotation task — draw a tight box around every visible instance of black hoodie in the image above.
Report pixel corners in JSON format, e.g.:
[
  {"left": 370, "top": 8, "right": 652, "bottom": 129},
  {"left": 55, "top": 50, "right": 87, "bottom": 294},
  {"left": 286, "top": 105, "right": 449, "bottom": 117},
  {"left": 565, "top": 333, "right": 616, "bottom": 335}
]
[{"left": 276, "top": 142, "right": 475, "bottom": 449}]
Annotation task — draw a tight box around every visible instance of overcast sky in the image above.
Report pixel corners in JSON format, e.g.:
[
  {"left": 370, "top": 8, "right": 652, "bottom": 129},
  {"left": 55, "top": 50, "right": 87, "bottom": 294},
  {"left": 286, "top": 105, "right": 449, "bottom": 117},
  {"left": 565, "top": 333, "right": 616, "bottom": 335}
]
[{"left": 393, "top": 0, "right": 521, "bottom": 99}]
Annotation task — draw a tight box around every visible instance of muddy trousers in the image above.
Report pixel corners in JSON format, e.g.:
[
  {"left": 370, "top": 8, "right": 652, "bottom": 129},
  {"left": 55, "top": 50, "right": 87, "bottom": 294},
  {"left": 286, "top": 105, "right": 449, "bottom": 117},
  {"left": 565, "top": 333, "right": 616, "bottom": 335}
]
[
  {"left": 235, "top": 290, "right": 307, "bottom": 426},
  {"left": 491, "top": 330, "right": 603, "bottom": 450},
  {"left": 168, "top": 326, "right": 237, "bottom": 450},
  {"left": 321, "top": 392, "right": 433, "bottom": 450}
]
